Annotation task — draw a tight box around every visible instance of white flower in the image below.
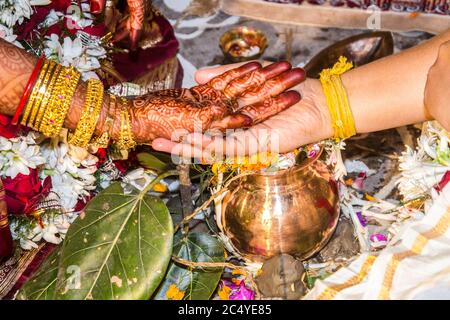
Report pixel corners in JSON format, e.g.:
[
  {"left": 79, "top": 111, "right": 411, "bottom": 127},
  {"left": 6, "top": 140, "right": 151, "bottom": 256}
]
[
  {"left": 40, "top": 140, "right": 98, "bottom": 210},
  {"left": 0, "top": 24, "right": 22, "bottom": 48},
  {"left": 42, "top": 223, "right": 62, "bottom": 244},
  {"left": 39, "top": 9, "right": 63, "bottom": 28},
  {"left": 2, "top": 140, "right": 45, "bottom": 179}
]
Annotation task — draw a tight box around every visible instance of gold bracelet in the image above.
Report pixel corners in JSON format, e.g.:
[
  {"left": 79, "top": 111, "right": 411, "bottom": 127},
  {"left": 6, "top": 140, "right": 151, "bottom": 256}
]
[
  {"left": 68, "top": 78, "right": 104, "bottom": 147},
  {"left": 89, "top": 93, "right": 116, "bottom": 148},
  {"left": 319, "top": 56, "right": 355, "bottom": 141},
  {"left": 39, "top": 66, "right": 80, "bottom": 137},
  {"left": 21, "top": 60, "right": 51, "bottom": 126},
  {"left": 115, "top": 102, "right": 136, "bottom": 150},
  {"left": 32, "top": 64, "right": 63, "bottom": 130},
  {"left": 27, "top": 61, "right": 58, "bottom": 128}
]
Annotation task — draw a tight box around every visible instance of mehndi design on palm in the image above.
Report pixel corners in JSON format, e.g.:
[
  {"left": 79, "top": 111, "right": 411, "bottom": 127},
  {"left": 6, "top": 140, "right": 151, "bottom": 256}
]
[{"left": 128, "top": 61, "right": 305, "bottom": 143}]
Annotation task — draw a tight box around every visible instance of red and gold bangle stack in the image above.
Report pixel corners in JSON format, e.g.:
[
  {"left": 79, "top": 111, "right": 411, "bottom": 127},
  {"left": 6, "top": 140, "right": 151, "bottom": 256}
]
[
  {"left": 12, "top": 56, "right": 45, "bottom": 125},
  {"left": 17, "top": 58, "right": 81, "bottom": 138}
]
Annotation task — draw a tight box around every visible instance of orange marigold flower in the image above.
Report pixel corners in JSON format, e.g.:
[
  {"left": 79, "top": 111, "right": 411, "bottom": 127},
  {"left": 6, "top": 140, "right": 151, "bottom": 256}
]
[{"left": 166, "top": 284, "right": 185, "bottom": 300}]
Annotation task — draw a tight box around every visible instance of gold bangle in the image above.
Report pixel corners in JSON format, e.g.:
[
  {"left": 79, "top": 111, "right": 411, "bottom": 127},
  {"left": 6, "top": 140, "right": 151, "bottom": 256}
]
[
  {"left": 319, "top": 56, "right": 355, "bottom": 141},
  {"left": 27, "top": 61, "right": 58, "bottom": 128},
  {"left": 32, "top": 64, "right": 63, "bottom": 130},
  {"left": 68, "top": 78, "right": 104, "bottom": 147},
  {"left": 115, "top": 102, "right": 136, "bottom": 150},
  {"left": 21, "top": 60, "right": 52, "bottom": 126},
  {"left": 89, "top": 93, "right": 116, "bottom": 148},
  {"left": 39, "top": 66, "right": 80, "bottom": 137}
]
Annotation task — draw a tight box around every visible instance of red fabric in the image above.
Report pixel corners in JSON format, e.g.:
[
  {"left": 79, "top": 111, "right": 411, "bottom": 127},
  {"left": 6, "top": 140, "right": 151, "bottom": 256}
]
[
  {"left": 112, "top": 14, "right": 179, "bottom": 82},
  {"left": 0, "top": 225, "right": 13, "bottom": 262},
  {"left": 3, "top": 243, "right": 57, "bottom": 300}
]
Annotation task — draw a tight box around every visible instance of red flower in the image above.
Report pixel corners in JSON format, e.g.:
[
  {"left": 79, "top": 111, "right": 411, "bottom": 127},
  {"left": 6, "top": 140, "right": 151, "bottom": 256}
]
[
  {"left": 95, "top": 148, "right": 108, "bottom": 167},
  {"left": 3, "top": 170, "right": 52, "bottom": 215}
]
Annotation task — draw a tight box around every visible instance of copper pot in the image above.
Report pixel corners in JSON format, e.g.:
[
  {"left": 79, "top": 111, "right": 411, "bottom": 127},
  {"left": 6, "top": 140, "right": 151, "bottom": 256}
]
[{"left": 221, "top": 150, "right": 339, "bottom": 262}]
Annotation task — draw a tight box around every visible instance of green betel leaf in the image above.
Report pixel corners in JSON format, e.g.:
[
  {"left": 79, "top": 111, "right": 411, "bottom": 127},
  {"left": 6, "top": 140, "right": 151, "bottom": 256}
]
[
  {"left": 16, "top": 247, "right": 61, "bottom": 300},
  {"left": 55, "top": 182, "right": 173, "bottom": 300},
  {"left": 155, "top": 233, "right": 225, "bottom": 300},
  {"left": 137, "top": 152, "right": 170, "bottom": 173}
]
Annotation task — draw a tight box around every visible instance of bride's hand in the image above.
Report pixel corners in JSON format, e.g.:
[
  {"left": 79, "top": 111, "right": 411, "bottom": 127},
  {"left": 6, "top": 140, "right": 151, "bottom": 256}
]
[{"left": 128, "top": 61, "right": 306, "bottom": 144}]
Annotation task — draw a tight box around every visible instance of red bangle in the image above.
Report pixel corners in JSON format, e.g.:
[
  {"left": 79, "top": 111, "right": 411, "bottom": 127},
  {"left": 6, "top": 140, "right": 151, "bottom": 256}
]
[{"left": 12, "top": 55, "right": 46, "bottom": 125}]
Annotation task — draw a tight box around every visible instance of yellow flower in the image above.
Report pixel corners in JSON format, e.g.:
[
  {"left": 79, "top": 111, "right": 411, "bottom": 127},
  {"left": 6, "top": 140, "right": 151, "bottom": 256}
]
[
  {"left": 153, "top": 182, "right": 168, "bottom": 193},
  {"left": 231, "top": 269, "right": 246, "bottom": 276},
  {"left": 365, "top": 193, "right": 377, "bottom": 202},
  {"left": 218, "top": 285, "right": 231, "bottom": 300},
  {"left": 166, "top": 284, "right": 185, "bottom": 300}
]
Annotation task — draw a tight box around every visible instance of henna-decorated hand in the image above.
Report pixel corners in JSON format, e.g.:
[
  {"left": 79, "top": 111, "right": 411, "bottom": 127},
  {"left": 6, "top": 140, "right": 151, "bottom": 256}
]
[
  {"left": 128, "top": 61, "right": 306, "bottom": 144},
  {"left": 151, "top": 62, "right": 331, "bottom": 160}
]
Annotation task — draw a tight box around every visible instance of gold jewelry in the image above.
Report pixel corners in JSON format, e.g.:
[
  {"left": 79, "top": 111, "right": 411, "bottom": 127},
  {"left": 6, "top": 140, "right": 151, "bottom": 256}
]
[
  {"left": 68, "top": 78, "right": 104, "bottom": 147},
  {"left": 115, "top": 102, "right": 136, "bottom": 150},
  {"left": 89, "top": 93, "right": 116, "bottom": 148},
  {"left": 32, "top": 64, "right": 63, "bottom": 130},
  {"left": 21, "top": 60, "right": 52, "bottom": 126},
  {"left": 40, "top": 66, "right": 80, "bottom": 137},
  {"left": 319, "top": 56, "right": 355, "bottom": 141},
  {"left": 27, "top": 61, "right": 57, "bottom": 128}
]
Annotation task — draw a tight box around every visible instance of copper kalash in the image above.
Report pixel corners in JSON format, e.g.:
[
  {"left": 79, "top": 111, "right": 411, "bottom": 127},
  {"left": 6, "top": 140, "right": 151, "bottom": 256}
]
[{"left": 220, "top": 148, "right": 340, "bottom": 262}]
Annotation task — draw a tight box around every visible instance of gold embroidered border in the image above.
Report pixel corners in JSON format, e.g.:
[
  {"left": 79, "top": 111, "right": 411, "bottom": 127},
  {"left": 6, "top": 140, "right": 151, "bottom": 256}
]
[
  {"left": 317, "top": 255, "right": 376, "bottom": 300},
  {"left": 378, "top": 208, "right": 450, "bottom": 299}
]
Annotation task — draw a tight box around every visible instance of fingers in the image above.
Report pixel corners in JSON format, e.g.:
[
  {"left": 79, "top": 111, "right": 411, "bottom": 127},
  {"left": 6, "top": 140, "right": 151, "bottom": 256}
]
[
  {"left": 129, "top": 28, "right": 142, "bottom": 51},
  {"left": 207, "top": 62, "right": 261, "bottom": 91},
  {"left": 195, "top": 61, "right": 259, "bottom": 84},
  {"left": 209, "top": 113, "right": 253, "bottom": 130},
  {"left": 152, "top": 138, "right": 213, "bottom": 163},
  {"left": 211, "top": 91, "right": 301, "bottom": 130},
  {"left": 236, "top": 68, "right": 306, "bottom": 107},
  {"left": 239, "top": 91, "right": 301, "bottom": 124},
  {"left": 223, "top": 62, "right": 292, "bottom": 99}
]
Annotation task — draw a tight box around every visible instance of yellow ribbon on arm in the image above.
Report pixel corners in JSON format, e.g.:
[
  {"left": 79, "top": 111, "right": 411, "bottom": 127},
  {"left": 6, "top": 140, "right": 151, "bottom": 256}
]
[{"left": 319, "top": 56, "right": 356, "bottom": 141}]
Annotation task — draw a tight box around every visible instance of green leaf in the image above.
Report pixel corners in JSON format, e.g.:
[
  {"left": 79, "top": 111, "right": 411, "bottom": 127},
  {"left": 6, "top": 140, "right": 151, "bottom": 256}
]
[
  {"left": 55, "top": 182, "right": 173, "bottom": 300},
  {"left": 155, "top": 233, "right": 225, "bottom": 300},
  {"left": 16, "top": 247, "right": 61, "bottom": 300},
  {"left": 137, "top": 152, "right": 170, "bottom": 172}
]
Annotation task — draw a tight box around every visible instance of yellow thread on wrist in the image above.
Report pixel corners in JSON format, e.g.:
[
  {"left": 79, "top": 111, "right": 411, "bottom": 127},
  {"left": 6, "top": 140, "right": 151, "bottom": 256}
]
[{"left": 319, "top": 56, "right": 356, "bottom": 141}]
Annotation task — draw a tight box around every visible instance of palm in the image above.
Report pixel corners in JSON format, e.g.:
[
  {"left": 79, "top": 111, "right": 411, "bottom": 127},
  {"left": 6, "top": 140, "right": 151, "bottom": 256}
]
[{"left": 221, "top": 79, "right": 330, "bottom": 155}]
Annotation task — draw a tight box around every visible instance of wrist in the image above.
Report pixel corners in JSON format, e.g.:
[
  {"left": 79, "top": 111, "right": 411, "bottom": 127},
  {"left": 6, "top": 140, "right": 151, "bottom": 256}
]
[{"left": 296, "top": 78, "right": 334, "bottom": 141}]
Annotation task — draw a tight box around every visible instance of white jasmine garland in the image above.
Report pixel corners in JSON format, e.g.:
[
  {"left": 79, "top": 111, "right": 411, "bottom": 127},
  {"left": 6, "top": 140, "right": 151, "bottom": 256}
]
[
  {"left": 0, "top": 132, "right": 45, "bottom": 179},
  {"left": 39, "top": 140, "right": 98, "bottom": 210},
  {"left": 44, "top": 33, "right": 106, "bottom": 80}
]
